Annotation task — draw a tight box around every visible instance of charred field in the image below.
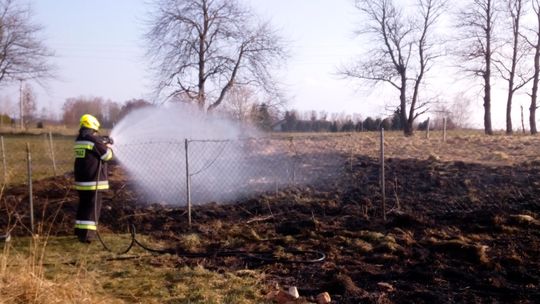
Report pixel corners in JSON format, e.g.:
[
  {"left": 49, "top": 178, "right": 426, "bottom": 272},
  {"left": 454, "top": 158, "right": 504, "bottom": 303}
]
[{"left": 1, "top": 131, "right": 540, "bottom": 303}]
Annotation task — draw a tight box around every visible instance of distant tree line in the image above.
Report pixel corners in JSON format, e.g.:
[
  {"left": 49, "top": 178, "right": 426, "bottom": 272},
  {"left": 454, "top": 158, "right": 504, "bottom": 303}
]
[
  {"left": 0, "top": 91, "right": 462, "bottom": 133},
  {"left": 277, "top": 108, "right": 405, "bottom": 133},
  {"left": 61, "top": 97, "right": 152, "bottom": 129}
]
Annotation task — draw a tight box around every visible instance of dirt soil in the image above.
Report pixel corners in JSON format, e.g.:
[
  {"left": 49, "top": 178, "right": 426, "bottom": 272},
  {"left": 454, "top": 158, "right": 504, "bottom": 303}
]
[{"left": 2, "top": 140, "right": 540, "bottom": 303}]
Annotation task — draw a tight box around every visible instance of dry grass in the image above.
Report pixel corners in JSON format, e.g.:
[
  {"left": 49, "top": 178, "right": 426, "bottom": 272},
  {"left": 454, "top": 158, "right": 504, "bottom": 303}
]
[
  {"left": 0, "top": 193, "right": 117, "bottom": 304},
  {"left": 0, "top": 236, "right": 118, "bottom": 304},
  {"left": 0, "top": 233, "right": 269, "bottom": 304},
  {"left": 303, "top": 130, "right": 540, "bottom": 166}
]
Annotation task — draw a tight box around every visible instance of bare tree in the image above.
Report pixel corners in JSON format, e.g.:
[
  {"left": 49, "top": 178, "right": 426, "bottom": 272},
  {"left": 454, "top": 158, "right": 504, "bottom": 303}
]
[
  {"left": 0, "top": 0, "right": 54, "bottom": 85},
  {"left": 527, "top": 0, "right": 540, "bottom": 134},
  {"left": 449, "top": 92, "right": 473, "bottom": 128},
  {"left": 494, "top": 0, "right": 531, "bottom": 134},
  {"left": 222, "top": 86, "right": 257, "bottom": 123},
  {"left": 21, "top": 82, "right": 36, "bottom": 127},
  {"left": 0, "top": 94, "right": 14, "bottom": 127},
  {"left": 145, "top": 0, "right": 287, "bottom": 112},
  {"left": 61, "top": 96, "right": 121, "bottom": 128},
  {"left": 341, "top": 0, "right": 446, "bottom": 136},
  {"left": 0, "top": 94, "right": 14, "bottom": 116},
  {"left": 456, "top": 0, "right": 498, "bottom": 135}
]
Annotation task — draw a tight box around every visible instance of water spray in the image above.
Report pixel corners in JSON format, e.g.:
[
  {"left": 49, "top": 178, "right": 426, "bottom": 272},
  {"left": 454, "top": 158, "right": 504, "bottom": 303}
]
[{"left": 109, "top": 103, "right": 257, "bottom": 205}]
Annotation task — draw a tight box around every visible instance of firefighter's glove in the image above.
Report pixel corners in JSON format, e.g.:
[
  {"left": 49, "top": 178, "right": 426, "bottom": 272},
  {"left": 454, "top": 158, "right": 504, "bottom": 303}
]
[{"left": 102, "top": 136, "right": 114, "bottom": 145}]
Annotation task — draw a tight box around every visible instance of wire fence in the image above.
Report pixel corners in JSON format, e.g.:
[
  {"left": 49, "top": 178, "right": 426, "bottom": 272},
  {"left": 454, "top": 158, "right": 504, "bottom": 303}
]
[
  {"left": 0, "top": 133, "right": 358, "bottom": 195},
  {"left": 113, "top": 135, "right": 355, "bottom": 205}
]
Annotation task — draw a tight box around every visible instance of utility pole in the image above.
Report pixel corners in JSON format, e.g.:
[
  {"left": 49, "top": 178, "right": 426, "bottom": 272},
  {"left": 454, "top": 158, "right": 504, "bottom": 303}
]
[
  {"left": 19, "top": 79, "right": 24, "bottom": 129},
  {"left": 521, "top": 105, "right": 526, "bottom": 134}
]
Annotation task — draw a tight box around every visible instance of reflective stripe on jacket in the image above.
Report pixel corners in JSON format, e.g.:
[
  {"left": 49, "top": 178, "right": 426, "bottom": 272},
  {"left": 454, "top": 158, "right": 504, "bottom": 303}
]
[{"left": 74, "top": 220, "right": 97, "bottom": 230}]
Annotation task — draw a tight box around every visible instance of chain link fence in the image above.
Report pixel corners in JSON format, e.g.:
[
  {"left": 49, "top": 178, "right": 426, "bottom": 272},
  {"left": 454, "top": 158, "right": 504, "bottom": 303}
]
[
  {"left": 114, "top": 135, "right": 355, "bottom": 204},
  {"left": 0, "top": 132, "right": 359, "bottom": 234}
]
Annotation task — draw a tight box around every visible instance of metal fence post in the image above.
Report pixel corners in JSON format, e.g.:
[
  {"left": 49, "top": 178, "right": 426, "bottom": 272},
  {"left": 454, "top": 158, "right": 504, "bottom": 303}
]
[
  {"left": 380, "top": 128, "right": 386, "bottom": 221},
  {"left": 1, "top": 136, "right": 6, "bottom": 181},
  {"left": 48, "top": 131, "right": 57, "bottom": 176},
  {"left": 26, "top": 143, "right": 34, "bottom": 235},
  {"left": 185, "top": 139, "right": 192, "bottom": 228}
]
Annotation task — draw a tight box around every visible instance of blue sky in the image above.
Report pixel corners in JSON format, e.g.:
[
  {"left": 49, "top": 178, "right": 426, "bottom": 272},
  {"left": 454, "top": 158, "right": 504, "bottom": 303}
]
[
  {"left": 0, "top": 0, "right": 525, "bottom": 129},
  {"left": 0, "top": 0, "right": 386, "bottom": 121},
  {"left": 32, "top": 0, "right": 150, "bottom": 103}
]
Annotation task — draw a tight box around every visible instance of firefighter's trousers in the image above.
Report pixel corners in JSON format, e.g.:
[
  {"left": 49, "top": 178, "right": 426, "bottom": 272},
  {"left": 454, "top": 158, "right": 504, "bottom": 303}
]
[{"left": 74, "top": 190, "right": 102, "bottom": 243}]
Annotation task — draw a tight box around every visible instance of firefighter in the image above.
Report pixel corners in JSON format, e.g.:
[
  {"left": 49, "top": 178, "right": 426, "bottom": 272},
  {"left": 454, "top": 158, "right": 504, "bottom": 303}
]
[{"left": 73, "top": 114, "right": 113, "bottom": 243}]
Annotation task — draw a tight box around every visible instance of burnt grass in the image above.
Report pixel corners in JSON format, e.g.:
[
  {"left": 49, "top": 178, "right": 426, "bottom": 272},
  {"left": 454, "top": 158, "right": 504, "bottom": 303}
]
[{"left": 2, "top": 154, "right": 540, "bottom": 304}]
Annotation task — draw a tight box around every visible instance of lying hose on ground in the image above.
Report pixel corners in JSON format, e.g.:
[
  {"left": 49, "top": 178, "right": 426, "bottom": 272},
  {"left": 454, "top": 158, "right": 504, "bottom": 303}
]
[{"left": 97, "top": 223, "right": 326, "bottom": 263}]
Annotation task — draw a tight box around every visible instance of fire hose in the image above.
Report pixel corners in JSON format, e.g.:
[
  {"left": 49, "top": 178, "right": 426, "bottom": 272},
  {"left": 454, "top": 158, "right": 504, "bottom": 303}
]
[{"left": 93, "top": 159, "right": 326, "bottom": 264}]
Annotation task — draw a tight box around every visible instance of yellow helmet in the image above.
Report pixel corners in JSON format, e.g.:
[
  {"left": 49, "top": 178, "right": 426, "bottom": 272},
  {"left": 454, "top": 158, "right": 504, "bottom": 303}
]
[{"left": 80, "top": 114, "right": 100, "bottom": 130}]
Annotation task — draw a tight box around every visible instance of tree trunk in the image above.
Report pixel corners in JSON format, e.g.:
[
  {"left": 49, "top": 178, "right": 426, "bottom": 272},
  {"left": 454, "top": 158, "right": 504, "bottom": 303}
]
[
  {"left": 484, "top": 52, "right": 493, "bottom": 135},
  {"left": 506, "top": 0, "right": 523, "bottom": 135},
  {"left": 197, "top": 36, "right": 206, "bottom": 110},
  {"left": 531, "top": 64, "right": 538, "bottom": 133},
  {"left": 484, "top": 73, "right": 492, "bottom": 134},
  {"left": 506, "top": 33, "right": 518, "bottom": 135},
  {"left": 531, "top": 103, "right": 537, "bottom": 134},
  {"left": 484, "top": 84, "right": 493, "bottom": 135},
  {"left": 531, "top": 20, "right": 540, "bottom": 134},
  {"left": 483, "top": 0, "right": 493, "bottom": 135},
  {"left": 506, "top": 91, "right": 513, "bottom": 135},
  {"left": 197, "top": 1, "right": 209, "bottom": 110},
  {"left": 404, "top": 118, "right": 414, "bottom": 136},
  {"left": 400, "top": 73, "right": 412, "bottom": 136},
  {"left": 401, "top": 95, "right": 411, "bottom": 136}
]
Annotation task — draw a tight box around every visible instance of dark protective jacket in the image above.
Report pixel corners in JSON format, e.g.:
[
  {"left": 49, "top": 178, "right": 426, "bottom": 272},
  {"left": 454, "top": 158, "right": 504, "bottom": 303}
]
[{"left": 73, "top": 127, "right": 113, "bottom": 191}]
